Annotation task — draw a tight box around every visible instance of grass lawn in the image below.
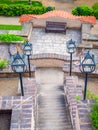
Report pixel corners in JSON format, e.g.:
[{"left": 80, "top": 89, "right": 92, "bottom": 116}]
[{"left": 0, "top": 25, "right": 22, "bottom": 30}]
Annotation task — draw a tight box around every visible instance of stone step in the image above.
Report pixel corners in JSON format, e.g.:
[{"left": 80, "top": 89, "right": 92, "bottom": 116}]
[
  {"left": 38, "top": 99, "right": 65, "bottom": 102},
  {"left": 38, "top": 109, "right": 68, "bottom": 113},
  {"left": 38, "top": 123, "right": 72, "bottom": 128},
  {"left": 36, "top": 128, "right": 73, "bottom": 130},
  {"left": 37, "top": 125, "right": 73, "bottom": 130},
  {"left": 39, "top": 104, "right": 67, "bottom": 107},
  {"left": 36, "top": 81, "right": 73, "bottom": 130},
  {"left": 38, "top": 115, "right": 70, "bottom": 122},
  {"left": 38, "top": 119, "right": 71, "bottom": 123},
  {"left": 38, "top": 113, "right": 70, "bottom": 118},
  {"left": 39, "top": 95, "right": 65, "bottom": 97},
  {"left": 39, "top": 104, "right": 66, "bottom": 107}
]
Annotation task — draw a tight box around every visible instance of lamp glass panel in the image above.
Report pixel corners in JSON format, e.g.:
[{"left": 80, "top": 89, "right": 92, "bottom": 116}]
[
  {"left": 68, "top": 44, "right": 74, "bottom": 48},
  {"left": 14, "top": 66, "right": 24, "bottom": 73},
  {"left": 68, "top": 48, "right": 76, "bottom": 53},
  {"left": 13, "top": 59, "right": 24, "bottom": 65},
  {"left": 25, "top": 46, "right": 31, "bottom": 51},
  {"left": 83, "top": 58, "right": 94, "bottom": 65},
  {"left": 69, "top": 48, "right": 74, "bottom": 53},
  {"left": 25, "top": 50, "right": 31, "bottom": 55},
  {"left": 83, "top": 66, "right": 91, "bottom": 72}
]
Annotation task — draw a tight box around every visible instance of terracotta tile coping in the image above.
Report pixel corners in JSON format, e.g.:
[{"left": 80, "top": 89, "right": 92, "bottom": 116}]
[{"left": 19, "top": 10, "right": 96, "bottom": 25}]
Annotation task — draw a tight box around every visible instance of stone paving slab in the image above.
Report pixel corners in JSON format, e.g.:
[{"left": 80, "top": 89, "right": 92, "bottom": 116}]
[{"left": 30, "top": 28, "right": 81, "bottom": 55}]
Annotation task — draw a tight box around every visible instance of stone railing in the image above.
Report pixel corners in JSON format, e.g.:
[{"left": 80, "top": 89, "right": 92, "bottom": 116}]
[{"left": 64, "top": 76, "right": 94, "bottom": 130}]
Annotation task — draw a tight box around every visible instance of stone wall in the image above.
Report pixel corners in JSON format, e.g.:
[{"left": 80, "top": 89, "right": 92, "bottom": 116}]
[
  {"left": 32, "top": 17, "right": 81, "bottom": 29},
  {"left": 64, "top": 76, "right": 94, "bottom": 130},
  {"left": 80, "top": 23, "right": 98, "bottom": 48},
  {"left": 31, "top": 53, "right": 79, "bottom": 67}
]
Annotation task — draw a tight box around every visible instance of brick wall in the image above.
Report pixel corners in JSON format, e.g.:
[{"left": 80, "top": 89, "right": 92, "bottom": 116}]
[
  {"left": 0, "top": 77, "right": 37, "bottom": 130},
  {"left": 64, "top": 76, "right": 94, "bottom": 130}
]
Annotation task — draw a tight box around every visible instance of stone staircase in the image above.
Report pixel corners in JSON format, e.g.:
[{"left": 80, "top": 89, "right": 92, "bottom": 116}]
[{"left": 36, "top": 84, "right": 73, "bottom": 130}]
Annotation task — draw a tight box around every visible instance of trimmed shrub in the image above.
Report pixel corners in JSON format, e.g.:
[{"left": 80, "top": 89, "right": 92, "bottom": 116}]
[
  {"left": 92, "top": 3, "right": 98, "bottom": 19},
  {"left": 72, "top": 5, "right": 93, "bottom": 16},
  {"left": 0, "top": 4, "right": 54, "bottom": 16},
  {"left": 0, "top": 33, "right": 25, "bottom": 43},
  {"left": 0, "top": 4, "right": 8, "bottom": 15},
  {"left": 32, "top": 1, "right": 43, "bottom": 7},
  {"left": 46, "top": 6, "right": 55, "bottom": 12},
  {"left": 93, "top": 10, "right": 98, "bottom": 19},
  {"left": 92, "top": 2, "right": 98, "bottom": 10}
]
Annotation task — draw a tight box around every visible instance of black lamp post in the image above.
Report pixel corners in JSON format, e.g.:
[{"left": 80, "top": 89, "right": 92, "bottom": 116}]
[
  {"left": 11, "top": 52, "right": 27, "bottom": 96},
  {"left": 66, "top": 39, "right": 77, "bottom": 76},
  {"left": 79, "top": 51, "right": 96, "bottom": 100},
  {"left": 23, "top": 42, "right": 32, "bottom": 77}
]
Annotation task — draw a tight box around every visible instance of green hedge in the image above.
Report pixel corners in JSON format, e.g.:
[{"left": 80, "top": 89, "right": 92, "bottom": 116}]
[
  {"left": 0, "top": 33, "right": 25, "bottom": 42},
  {"left": 92, "top": 2, "right": 98, "bottom": 19},
  {"left": 0, "top": 4, "right": 55, "bottom": 16},
  {"left": 72, "top": 3, "right": 98, "bottom": 19},
  {"left": 92, "top": 2, "right": 98, "bottom": 10},
  {"left": 72, "top": 5, "right": 93, "bottom": 16}
]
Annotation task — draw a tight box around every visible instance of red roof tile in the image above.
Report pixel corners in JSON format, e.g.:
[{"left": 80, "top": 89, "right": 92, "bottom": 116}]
[{"left": 19, "top": 10, "right": 96, "bottom": 24}]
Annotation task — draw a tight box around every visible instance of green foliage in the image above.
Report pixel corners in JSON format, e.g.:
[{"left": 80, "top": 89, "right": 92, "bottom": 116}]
[
  {"left": 90, "top": 103, "right": 98, "bottom": 130},
  {"left": 32, "top": 1, "right": 43, "bottom": 7},
  {"left": 93, "top": 10, "right": 98, "bottom": 19},
  {"left": 75, "top": 95, "right": 81, "bottom": 100},
  {"left": 0, "top": 0, "right": 55, "bottom": 16},
  {"left": 0, "top": 24, "right": 22, "bottom": 30},
  {"left": 0, "top": 4, "right": 49, "bottom": 16},
  {"left": 0, "top": 58, "right": 9, "bottom": 69},
  {"left": 72, "top": 3, "right": 98, "bottom": 19},
  {"left": 86, "top": 90, "right": 98, "bottom": 101},
  {"left": 0, "top": 33, "right": 25, "bottom": 43},
  {"left": 46, "top": 6, "right": 55, "bottom": 12},
  {"left": 87, "top": 90, "right": 95, "bottom": 100},
  {"left": 92, "top": 3, "right": 98, "bottom": 19},
  {"left": 72, "top": 5, "right": 93, "bottom": 16},
  {"left": 92, "top": 2, "right": 98, "bottom": 10},
  {"left": 95, "top": 95, "right": 98, "bottom": 101}
]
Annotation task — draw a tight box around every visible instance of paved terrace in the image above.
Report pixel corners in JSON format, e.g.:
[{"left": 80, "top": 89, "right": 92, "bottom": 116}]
[
  {"left": 30, "top": 28, "right": 81, "bottom": 55},
  {"left": 0, "top": 28, "right": 81, "bottom": 60}
]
